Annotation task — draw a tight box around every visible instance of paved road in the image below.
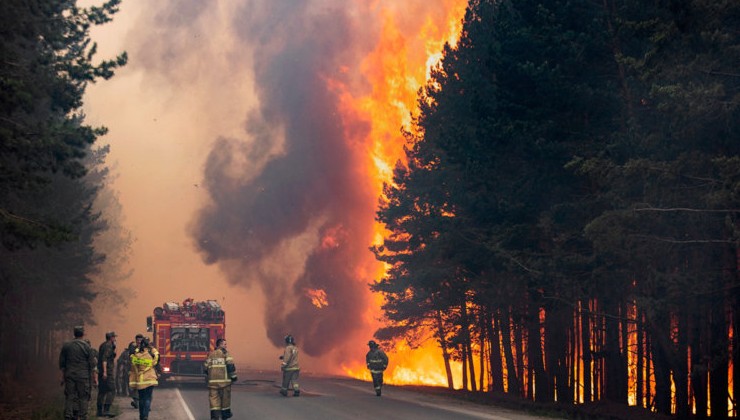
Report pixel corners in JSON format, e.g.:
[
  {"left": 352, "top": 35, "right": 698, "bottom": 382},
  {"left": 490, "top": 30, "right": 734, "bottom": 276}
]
[{"left": 111, "top": 370, "right": 557, "bottom": 420}]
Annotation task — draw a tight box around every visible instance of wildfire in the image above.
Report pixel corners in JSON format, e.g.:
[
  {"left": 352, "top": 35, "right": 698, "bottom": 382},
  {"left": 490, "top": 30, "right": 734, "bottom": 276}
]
[
  {"left": 306, "top": 288, "right": 329, "bottom": 308},
  {"left": 342, "top": 339, "right": 461, "bottom": 388},
  {"left": 334, "top": 0, "right": 468, "bottom": 387}
]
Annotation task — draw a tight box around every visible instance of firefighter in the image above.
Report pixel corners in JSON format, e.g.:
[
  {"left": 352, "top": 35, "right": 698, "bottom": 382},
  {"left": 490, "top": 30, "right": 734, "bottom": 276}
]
[
  {"left": 125, "top": 334, "right": 144, "bottom": 409},
  {"left": 279, "top": 334, "right": 300, "bottom": 397},
  {"left": 97, "top": 331, "right": 118, "bottom": 417},
  {"left": 366, "top": 340, "right": 389, "bottom": 396},
  {"left": 204, "top": 338, "right": 237, "bottom": 420},
  {"left": 129, "top": 337, "right": 159, "bottom": 420},
  {"left": 59, "top": 326, "right": 98, "bottom": 420}
]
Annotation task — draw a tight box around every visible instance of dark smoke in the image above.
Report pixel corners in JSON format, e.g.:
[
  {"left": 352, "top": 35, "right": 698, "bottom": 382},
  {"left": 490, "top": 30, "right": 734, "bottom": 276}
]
[{"left": 187, "top": 1, "right": 380, "bottom": 357}]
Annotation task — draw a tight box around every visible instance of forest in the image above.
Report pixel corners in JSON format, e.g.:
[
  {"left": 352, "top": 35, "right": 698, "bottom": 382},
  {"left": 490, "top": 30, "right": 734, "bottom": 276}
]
[
  {"left": 372, "top": 0, "right": 739, "bottom": 418},
  {"left": 1, "top": 0, "right": 738, "bottom": 418},
  {"left": 0, "top": 0, "right": 129, "bottom": 400}
]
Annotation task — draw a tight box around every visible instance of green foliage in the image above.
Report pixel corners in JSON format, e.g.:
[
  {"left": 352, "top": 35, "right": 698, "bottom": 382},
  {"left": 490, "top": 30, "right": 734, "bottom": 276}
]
[
  {"left": 0, "top": 0, "right": 127, "bottom": 247},
  {"left": 372, "top": 0, "right": 739, "bottom": 408},
  {"left": 0, "top": 0, "right": 128, "bottom": 393}
]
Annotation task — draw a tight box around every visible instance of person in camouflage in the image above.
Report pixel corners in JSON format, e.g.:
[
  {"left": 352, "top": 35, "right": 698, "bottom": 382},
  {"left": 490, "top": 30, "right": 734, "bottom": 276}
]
[
  {"left": 59, "top": 326, "right": 98, "bottom": 420},
  {"left": 96, "top": 331, "right": 118, "bottom": 417},
  {"left": 116, "top": 346, "right": 130, "bottom": 396}
]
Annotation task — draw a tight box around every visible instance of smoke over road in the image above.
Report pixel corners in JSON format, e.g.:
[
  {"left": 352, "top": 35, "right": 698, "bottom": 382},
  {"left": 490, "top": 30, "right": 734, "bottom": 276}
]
[
  {"left": 182, "top": 1, "right": 379, "bottom": 358},
  {"left": 88, "top": 0, "right": 465, "bottom": 369}
]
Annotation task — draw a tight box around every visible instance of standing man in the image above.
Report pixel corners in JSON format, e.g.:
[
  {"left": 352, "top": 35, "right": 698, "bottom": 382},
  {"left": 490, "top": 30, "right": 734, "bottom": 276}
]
[
  {"left": 97, "top": 331, "right": 117, "bottom": 417},
  {"left": 129, "top": 337, "right": 159, "bottom": 420},
  {"left": 204, "top": 338, "right": 237, "bottom": 420},
  {"left": 59, "top": 326, "right": 98, "bottom": 420},
  {"left": 279, "top": 334, "right": 300, "bottom": 397},
  {"left": 366, "top": 340, "right": 389, "bottom": 396}
]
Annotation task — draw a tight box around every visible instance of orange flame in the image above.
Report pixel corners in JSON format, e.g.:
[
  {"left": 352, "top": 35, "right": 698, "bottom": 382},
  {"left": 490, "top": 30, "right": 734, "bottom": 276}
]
[
  {"left": 332, "top": 0, "right": 468, "bottom": 387},
  {"left": 306, "top": 288, "right": 329, "bottom": 308},
  {"left": 342, "top": 339, "right": 462, "bottom": 388}
]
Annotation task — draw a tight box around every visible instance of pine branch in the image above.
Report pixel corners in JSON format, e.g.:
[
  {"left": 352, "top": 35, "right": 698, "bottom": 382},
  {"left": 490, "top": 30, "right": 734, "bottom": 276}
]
[{"left": 634, "top": 205, "right": 740, "bottom": 213}]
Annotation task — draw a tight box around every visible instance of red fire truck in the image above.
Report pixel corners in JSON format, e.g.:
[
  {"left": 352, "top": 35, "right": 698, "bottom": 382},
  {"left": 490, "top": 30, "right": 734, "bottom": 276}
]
[{"left": 146, "top": 298, "right": 225, "bottom": 380}]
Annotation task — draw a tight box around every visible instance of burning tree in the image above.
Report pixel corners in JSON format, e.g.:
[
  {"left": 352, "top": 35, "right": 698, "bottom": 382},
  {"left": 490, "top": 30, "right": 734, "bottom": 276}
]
[{"left": 373, "top": 0, "right": 740, "bottom": 417}]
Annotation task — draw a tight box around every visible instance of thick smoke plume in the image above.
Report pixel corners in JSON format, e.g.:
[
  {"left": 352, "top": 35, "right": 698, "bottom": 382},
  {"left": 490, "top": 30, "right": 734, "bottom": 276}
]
[
  {"left": 119, "top": 0, "right": 461, "bottom": 364},
  {"left": 191, "top": 1, "right": 381, "bottom": 358}
]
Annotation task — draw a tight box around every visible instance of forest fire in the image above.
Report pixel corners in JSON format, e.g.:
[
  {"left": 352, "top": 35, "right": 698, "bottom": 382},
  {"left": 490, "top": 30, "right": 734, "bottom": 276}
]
[
  {"left": 333, "top": 0, "right": 468, "bottom": 386},
  {"left": 306, "top": 288, "right": 329, "bottom": 309}
]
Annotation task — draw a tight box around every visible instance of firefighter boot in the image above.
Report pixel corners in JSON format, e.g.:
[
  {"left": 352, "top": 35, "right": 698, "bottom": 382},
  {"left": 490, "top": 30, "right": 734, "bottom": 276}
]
[
  {"left": 376, "top": 387, "right": 382, "bottom": 396},
  {"left": 294, "top": 390, "right": 300, "bottom": 397},
  {"left": 279, "top": 389, "right": 288, "bottom": 397},
  {"left": 210, "top": 410, "right": 221, "bottom": 420},
  {"left": 221, "top": 408, "right": 233, "bottom": 419},
  {"left": 97, "top": 403, "right": 104, "bottom": 417}
]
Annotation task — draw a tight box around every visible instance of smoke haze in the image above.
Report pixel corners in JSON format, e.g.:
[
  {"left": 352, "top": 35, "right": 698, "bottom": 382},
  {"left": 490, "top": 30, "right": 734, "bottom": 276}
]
[{"left": 82, "top": 0, "right": 465, "bottom": 373}]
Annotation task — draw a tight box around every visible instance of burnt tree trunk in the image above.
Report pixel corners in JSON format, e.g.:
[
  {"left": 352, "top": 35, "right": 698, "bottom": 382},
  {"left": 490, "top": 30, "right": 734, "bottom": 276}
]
[
  {"left": 603, "top": 296, "right": 627, "bottom": 404},
  {"left": 528, "top": 290, "right": 550, "bottom": 402},
  {"left": 499, "top": 307, "right": 520, "bottom": 395},
  {"left": 708, "top": 285, "right": 728, "bottom": 419},
  {"left": 487, "top": 308, "right": 504, "bottom": 393},
  {"left": 581, "top": 299, "right": 593, "bottom": 403},
  {"left": 436, "top": 310, "right": 455, "bottom": 390}
]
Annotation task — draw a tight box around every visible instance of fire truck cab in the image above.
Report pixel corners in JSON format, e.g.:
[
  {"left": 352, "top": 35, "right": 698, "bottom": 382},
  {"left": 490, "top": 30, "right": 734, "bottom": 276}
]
[{"left": 146, "top": 298, "right": 225, "bottom": 381}]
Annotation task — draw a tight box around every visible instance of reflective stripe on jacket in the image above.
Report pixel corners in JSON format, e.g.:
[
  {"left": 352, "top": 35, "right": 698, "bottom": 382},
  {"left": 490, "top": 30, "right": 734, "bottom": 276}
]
[
  {"left": 129, "top": 347, "right": 159, "bottom": 389},
  {"left": 205, "top": 348, "right": 235, "bottom": 388},
  {"left": 366, "top": 348, "right": 388, "bottom": 373}
]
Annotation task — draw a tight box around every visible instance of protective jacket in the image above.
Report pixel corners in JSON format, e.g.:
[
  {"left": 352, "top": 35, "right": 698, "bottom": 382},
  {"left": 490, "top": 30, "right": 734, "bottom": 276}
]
[
  {"left": 205, "top": 348, "right": 236, "bottom": 388},
  {"left": 129, "top": 347, "right": 159, "bottom": 390},
  {"left": 366, "top": 348, "right": 388, "bottom": 373},
  {"left": 281, "top": 344, "right": 299, "bottom": 371}
]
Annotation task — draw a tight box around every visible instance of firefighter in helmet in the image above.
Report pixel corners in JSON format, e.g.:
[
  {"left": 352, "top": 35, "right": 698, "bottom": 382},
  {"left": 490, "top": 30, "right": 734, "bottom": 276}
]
[
  {"left": 204, "top": 338, "right": 237, "bottom": 420},
  {"left": 366, "top": 340, "right": 389, "bottom": 396},
  {"left": 125, "top": 333, "right": 144, "bottom": 409},
  {"left": 129, "top": 337, "right": 159, "bottom": 420},
  {"left": 279, "top": 334, "right": 300, "bottom": 397},
  {"left": 59, "top": 326, "right": 98, "bottom": 420}
]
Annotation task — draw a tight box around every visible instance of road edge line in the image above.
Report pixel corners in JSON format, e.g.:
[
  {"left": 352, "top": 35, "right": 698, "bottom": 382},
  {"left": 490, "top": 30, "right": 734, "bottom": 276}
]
[{"left": 175, "top": 387, "right": 196, "bottom": 420}]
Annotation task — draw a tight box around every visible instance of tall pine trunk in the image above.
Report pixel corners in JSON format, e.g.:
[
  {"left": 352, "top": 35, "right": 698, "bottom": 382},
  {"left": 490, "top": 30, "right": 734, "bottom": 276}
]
[
  {"left": 603, "top": 297, "right": 627, "bottom": 404},
  {"left": 487, "top": 309, "right": 504, "bottom": 393},
  {"left": 499, "top": 307, "right": 519, "bottom": 395},
  {"left": 581, "top": 299, "right": 592, "bottom": 403},
  {"left": 528, "top": 290, "right": 550, "bottom": 402},
  {"left": 709, "top": 284, "right": 728, "bottom": 419},
  {"left": 435, "top": 309, "right": 455, "bottom": 390},
  {"left": 460, "top": 299, "right": 477, "bottom": 391}
]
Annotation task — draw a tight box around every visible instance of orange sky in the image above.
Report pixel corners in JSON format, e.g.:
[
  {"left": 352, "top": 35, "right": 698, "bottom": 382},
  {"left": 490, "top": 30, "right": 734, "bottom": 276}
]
[{"left": 81, "top": 0, "right": 467, "bottom": 377}]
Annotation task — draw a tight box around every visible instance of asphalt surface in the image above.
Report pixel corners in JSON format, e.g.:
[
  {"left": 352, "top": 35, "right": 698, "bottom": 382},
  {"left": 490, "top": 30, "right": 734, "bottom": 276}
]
[{"left": 107, "top": 370, "right": 558, "bottom": 420}]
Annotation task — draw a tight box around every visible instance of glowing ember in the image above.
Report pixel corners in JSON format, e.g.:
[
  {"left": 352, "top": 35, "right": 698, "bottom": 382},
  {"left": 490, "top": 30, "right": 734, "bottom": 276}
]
[{"left": 306, "top": 288, "right": 329, "bottom": 308}]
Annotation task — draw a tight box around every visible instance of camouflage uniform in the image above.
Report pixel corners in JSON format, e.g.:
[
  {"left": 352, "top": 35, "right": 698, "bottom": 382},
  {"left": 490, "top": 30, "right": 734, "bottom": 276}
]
[
  {"left": 97, "top": 334, "right": 117, "bottom": 416},
  {"left": 116, "top": 348, "right": 130, "bottom": 396},
  {"left": 59, "top": 328, "right": 97, "bottom": 420}
]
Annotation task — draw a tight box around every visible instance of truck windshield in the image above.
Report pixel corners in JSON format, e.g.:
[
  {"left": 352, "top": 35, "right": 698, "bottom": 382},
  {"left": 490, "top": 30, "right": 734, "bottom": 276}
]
[{"left": 171, "top": 327, "right": 210, "bottom": 352}]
